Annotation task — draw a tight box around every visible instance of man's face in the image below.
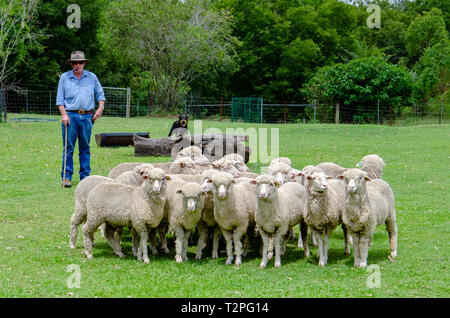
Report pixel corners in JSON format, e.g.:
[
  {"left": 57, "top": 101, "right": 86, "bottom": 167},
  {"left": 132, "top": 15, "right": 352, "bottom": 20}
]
[{"left": 71, "top": 61, "right": 85, "bottom": 74}]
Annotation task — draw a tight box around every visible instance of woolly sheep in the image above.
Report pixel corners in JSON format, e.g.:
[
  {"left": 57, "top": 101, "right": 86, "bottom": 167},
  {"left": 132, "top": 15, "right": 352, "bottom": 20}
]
[
  {"left": 176, "top": 145, "right": 210, "bottom": 165},
  {"left": 69, "top": 175, "right": 116, "bottom": 249},
  {"left": 223, "top": 153, "right": 250, "bottom": 172},
  {"left": 316, "top": 162, "right": 346, "bottom": 179},
  {"left": 337, "top": 169, "right": 397, "bottom": 268},
  {"left": 169, "top": 157, "right": 199, "bottom": 175},
  {"left": 108, "top": 162, "right": 146, "bottom": 179},
  {"left": 270, "top": 157, "right": 292, "bottom": 167},
  {"left": 207, "top": 171, "right": 257, "bottom": 265},
  {"left": 250, "top": 175, "right": 290, "bottom": 268},
  {"left": 82, "top": 168, "right": 171, "bottom": 264},
  {"left": 268, "top": 161, "right": 292, "bottom": 185},
  {"left": 210, "top": 157, "right": 242, "bottom": 177},
  {"left": 356, "top": 154, "right": 385, "bottom": 179},
  {"left": 303, "top": 170, "right": 351, "bottom": 266},
  {"left": 115, "top": 164, "right": 155, "bottom": 186}
]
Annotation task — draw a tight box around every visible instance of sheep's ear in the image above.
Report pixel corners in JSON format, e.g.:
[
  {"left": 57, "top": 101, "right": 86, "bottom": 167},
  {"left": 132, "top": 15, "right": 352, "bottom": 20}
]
[
  {"left": 356, "top": 161, "right": 363, "bottom": 167},
  {"left": 165, "top": 175, "right": 171, "bottom": 181},
  {"left": 180, "top": 162, "right": 185, "bottom": 168},
  {"left": 307, "top": 175, "right": 313, "bottom": 180},
  {"left": 326, "top": 176, "right": 332, "bottom": 180},
  {"left": 210, "top": 163, "right": 218, "bottom": 168},
  {"left": 274, "top": 181, "right": 280, "bottom": 187},
  {"left": 201, "top": 191, "right": 207, "bottom": 197},
  {"left": 249, "top": 180, "right": 257, "bottom": 185},
  {"left": 139, "top": 170, "right": 145, "bottom": 176},
  {"left": 337, "top": 175, "right": 344, "bottom": 180},
  {"left": 207, "top": 179, "right": 213, "bottom": 183},
  {"left": 231, "top": 179, "right": 236, "bottom": 184},
  {"left": 142, "top": 175, "right": 148, "bottom": 180},
  {"left": 364, "top": 176, "right": 372, "bottom": 181},
  {"left": 296, "top": 171, "right": 304, "bottom": 177},
  {"left": 176, "top": 189, "right": 183, "bottom": 194}
]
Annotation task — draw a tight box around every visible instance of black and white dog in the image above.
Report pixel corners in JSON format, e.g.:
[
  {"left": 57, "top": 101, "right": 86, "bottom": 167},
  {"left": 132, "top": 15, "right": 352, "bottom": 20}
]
[{"left": 168, "top": 114, "right": 189, "bottom": 136}]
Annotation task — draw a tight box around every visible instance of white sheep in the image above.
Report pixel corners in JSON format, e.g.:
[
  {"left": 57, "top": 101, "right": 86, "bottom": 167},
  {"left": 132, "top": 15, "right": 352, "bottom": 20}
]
[
  {"left": 169, "top": 157, "right": 199, "bottom": 175},
  {"left": 210, "top": 157, "right": 242, "bottom": 177},
  {"left": 167, "top": 182, "right": 207, "bottom": 263},
  {"left": 270, "top": 157, "right": 292, "bottom": 167},
  {"left": 356, "top": 154, "right": 385, "bottom": 179},
  {"left": 268, "top": 161, "right": 292, "bottom": 185},
  {"left": 108, "top": 162, "right": 146, "bottom": 179},
  {"left": 115, "top": 164, "right": 155, "bottom": 186},
  {"left": 176, "top": 145, "right": 210, "bottom": 165},
  {"left": 82, "top": 168, "right": 171, "bottom": 264},
  {"left": 316, "top": 162, "right": 347, "bottom": 179},
  {"left": 303, "top": 170, "right": 351, "bottom": 266},
  {"left": 69, "top": 175, "right": 116, "bottom": 249},
  {"left": 222, "top": 153, "right": 250, "bottom": 172},
  {"left": 250, "top": 175, "right": 290, "bottom": 268},
  {"left": 337, "top": 169, "right": 397, "bottom": 268},
  {"left": 207, "top": 171, "right": 257, "bottom": 265}
]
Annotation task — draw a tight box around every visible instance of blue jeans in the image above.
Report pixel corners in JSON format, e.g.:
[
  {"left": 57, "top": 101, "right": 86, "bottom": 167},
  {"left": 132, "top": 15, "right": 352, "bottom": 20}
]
[{"left": 61, "top": 112, "right": 93, "bottom": 181}]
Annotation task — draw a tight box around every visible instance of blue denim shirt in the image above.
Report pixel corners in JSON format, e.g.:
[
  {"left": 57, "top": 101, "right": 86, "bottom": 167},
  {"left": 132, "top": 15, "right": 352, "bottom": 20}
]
[{"left": 56, "top": 70, "right": 106, "bottom": 111}]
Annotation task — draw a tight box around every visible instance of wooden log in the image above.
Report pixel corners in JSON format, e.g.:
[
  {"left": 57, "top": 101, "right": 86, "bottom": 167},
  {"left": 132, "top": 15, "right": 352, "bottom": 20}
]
[
  {"left": 95, "top": 132, "right": 150, "bottom": 147},
  {"left": 133, "top": 134, "right": 181, "bottom": 157}
]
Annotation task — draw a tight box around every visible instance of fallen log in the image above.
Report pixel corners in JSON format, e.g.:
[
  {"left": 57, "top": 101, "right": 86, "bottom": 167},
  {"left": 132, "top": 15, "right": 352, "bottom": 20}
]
[{"left": 95, "top": 132, "right": 150, "bottom": 147}]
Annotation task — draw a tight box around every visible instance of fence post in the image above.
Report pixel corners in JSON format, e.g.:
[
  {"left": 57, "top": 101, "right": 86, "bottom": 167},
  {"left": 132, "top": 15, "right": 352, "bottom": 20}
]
[
  {"left": 220, "top": 97, "right": 223, "bottom": 122},
  {"left": 49, "top": 92, "right": 52, "bottom": 115},
  {"left": 313, "top": 99, "right": 316, "bottom": 123},
  {"left": 261, "top": 98, "right": 263, "bottom": 125},
  {"left": 25, "top": 89, "right": 29, "bottom": 114},
  {"left": 335, "top": 103, "right": 339, "bottom": 124},
  {"left": 440, "top": 96, "right": 443, "bottom": 124},
  {"left": 284, "top": 100, "right": 287, "bottom": 124},
  {"left": 377, "top": 99, "right": 380, "bottom": 124},
  {"left": 125, "top": 87, "right": 131, "bottom": 118},
  {"left": 389, "top": 107, "right": 393, "bottom": 126}
]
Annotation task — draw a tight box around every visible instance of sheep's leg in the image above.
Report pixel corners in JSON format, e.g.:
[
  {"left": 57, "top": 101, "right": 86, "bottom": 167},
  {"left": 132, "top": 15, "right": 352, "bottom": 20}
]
[
  {"left": 82, "top": 218, "right": 102, "bottom": 259},
  {"left": 313, "top": 230, "right": 325, "bottom": 266},
  {"left": 274, "top": 228, "right": 285, "bottom": 268},
  {"left": 195, "top": 222, "right": 208, "bottom": 260},
  {"left": 211, "top": 226, "right": 221, "bottom": 259},
  {"left": 182, "top": 230, "right": 191, "bottom": 261},
  {"left": 352, "top": 233, "right": 360, "bottom": 267},
  {"left": 386, "top": 216, "right": 398, "bottom": 258},
  {"left": 159, "top": 224, "right": 170, "bottom": 254},
  {"left": 297, "top": 224, "right": 303, "bottom": 249},
  {"left": 267, "top": 236, "right": 274, "bottom": 260},
  {"left": 114, "top": 227, "right": 123, "bottom": 245},
  {"left": 174, "top": 227, "right": 185, "bottom": 263},
  {"left": 104, "top": 223, "right": 125, "bottom": 258},
  {"left": 233, "top": 226, "right": 246, "bottom": 266},
  {"left": 135, "top": 225, "right": 150, "bottom": 264},
  {"left": 147, "top": 228, "right": 158, "bottom": 255},
  {"left": 259, "top": 229, "right": 270, "bottom": 268},
  {"left": 342, "top": 224, "right": 351, "bottom": 255},
  {"left": 222, "top": 229, "right": 234, "bottom": 265},
  {"left": 69, "top": 205, "right": 86, "bottom": 249},
  {"left": 300, "top": 221, "right": 310, "bottom": 258},
  {"left": 322, "top": 229, "right": 330, "bottom": 266},
  {"left": 311, "top": 231, "right": 318, "bottom": 246},
  {"left": 358, "top": 235, "right": 371, "bottom": 268},
  {"left": 132, "top": 228, "right": 140, "bottom": 258}
]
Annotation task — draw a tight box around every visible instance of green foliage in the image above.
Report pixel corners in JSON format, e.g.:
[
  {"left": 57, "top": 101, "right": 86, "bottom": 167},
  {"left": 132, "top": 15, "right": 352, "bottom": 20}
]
[{"left": 303, "top": 57, "right": 413, "bottom": 122}]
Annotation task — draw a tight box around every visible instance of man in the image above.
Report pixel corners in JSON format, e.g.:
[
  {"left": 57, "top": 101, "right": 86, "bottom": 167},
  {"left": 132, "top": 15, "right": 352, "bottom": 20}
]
[{"left": 56, "top": 51, "right": 106, "bottom": 188}]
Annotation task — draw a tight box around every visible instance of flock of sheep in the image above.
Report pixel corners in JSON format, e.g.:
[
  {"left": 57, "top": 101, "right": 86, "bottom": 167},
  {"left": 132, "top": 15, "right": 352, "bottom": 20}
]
[{"left": 69, "top": 147, "right": 398, "bottom": 268}]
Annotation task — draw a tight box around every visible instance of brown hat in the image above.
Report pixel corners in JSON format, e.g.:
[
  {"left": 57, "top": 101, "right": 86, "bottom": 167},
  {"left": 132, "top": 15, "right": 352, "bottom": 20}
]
[{"left": 66, "top": 51, "right": 89, "bottom": 64}]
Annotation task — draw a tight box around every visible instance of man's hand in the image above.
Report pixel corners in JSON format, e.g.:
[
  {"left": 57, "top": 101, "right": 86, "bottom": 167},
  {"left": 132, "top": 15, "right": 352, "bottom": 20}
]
[
  {"left": 93, "top": 101, "right": 104, "bottom": 123},
  {"left": 58, "top": 105, "right": 70, "bottom": 126}
]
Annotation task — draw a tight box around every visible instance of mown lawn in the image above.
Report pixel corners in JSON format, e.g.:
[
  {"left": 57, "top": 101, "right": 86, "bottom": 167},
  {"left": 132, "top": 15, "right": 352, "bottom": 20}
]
[{"left": 0, "top": 113, "right": 448, "bottom": 298}]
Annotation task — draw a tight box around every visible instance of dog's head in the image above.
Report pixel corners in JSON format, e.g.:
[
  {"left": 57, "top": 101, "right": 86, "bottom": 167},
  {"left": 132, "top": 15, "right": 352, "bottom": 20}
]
[{"left": 178, "top": 114, "right": 189, "bottom": 127}]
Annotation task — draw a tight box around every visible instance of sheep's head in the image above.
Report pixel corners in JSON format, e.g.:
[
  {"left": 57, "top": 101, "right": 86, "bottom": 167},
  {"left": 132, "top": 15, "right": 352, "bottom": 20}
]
[
  {"left": 268, "top": 161, "right": 292, "bottom": 185},
  {"left": 337, "top": 169, "right": 371, "bottom": 194},
  {"left": 356, "top": 154, "right": 385, "bottom": 179},
  {"left": 135, "top": 164, "right": 155, "bottom": 181},
  {"left": 176, "top": 182, "right": 206, "bottom": 212},
  {"left": 305, "top": 171, "right": 331, "bottom": 193},
  {"left": 210, "top": 159, "right": 241, "bottom": 178},
  {"left": 249, "top": 175, "right": 279, "bottom": 200},
  {"left": 171, "top": 157, "right": 197, "bottom": 174},
  {"left": 208, "top": 171, "right": 235, "bottom": 200},
  {"left": 143, "top": 168, "right": 171, "bottom": 195}
]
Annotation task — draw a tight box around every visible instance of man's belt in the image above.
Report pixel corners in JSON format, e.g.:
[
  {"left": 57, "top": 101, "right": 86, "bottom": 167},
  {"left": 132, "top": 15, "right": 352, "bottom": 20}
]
[{"left": 67, "top": 110, "right": 93, "bottom": 114}]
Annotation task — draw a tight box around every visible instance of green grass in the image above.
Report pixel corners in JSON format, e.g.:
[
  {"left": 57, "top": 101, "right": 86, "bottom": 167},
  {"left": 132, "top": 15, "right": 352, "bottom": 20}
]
[{"left": 0, "top": 113, "right": 448, "bottom": 298}]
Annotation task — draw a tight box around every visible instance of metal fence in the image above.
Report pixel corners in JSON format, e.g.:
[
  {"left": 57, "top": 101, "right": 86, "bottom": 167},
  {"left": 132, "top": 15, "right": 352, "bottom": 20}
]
[{"left": 2, "top": 88, "right": 448, "bottom": 124}]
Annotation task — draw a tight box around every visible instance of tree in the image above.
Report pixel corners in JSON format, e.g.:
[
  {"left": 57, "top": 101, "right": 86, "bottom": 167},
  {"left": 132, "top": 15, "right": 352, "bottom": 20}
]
[
  {"left": 0, "top": 0, "right": 43, "bottom": 88},
  {"left": 303, "top": 57, "right": 413, "bottom": 123},
  {"left": 99, "top": 0, "right": 238, "bottom": 112}
]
